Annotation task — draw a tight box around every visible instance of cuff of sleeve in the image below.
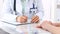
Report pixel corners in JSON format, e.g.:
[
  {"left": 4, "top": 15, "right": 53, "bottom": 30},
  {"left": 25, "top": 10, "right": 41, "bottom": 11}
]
[{"left": 36, "top": 12, "right": 43, "bottom": 21}]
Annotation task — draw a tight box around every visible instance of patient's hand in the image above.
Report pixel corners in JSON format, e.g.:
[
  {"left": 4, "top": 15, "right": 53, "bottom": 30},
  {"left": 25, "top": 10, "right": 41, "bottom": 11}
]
[
  {"left": 31, "top": 16, "right": 39, "bottom": 23},
  {"left": 36, "top": 21, "right": 60, "bottom": 34},
  {"left": 52, "top": 23, "right": 60, "bottom": 27},
  {"left": 41, "top": 21, "right": 60, "bottom": 34},
  {"left": 16, "top": 16, "right": 28, "bottom": 23}
]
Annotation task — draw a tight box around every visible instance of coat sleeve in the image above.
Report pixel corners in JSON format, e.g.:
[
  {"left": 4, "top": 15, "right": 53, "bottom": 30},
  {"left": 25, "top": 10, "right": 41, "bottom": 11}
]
[
  {"left": 0, "top": 0, "right": 18, "bottom": 22},
  {"left": 35, "top": 0, "right": 44, "bottom": 20}
]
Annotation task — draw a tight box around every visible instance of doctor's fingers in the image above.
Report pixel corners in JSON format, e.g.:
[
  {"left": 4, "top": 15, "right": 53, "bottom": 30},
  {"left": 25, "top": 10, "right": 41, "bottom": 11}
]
[
  {"left": 31, "top": 16, "right": 39, "bottom": 23},
  {"left": 21, "top": 16, "right": 28, "bottom": 20},
  {"left": 31, "top": 18, "right": 39, "bottom": 23},
  {"left": 32, "top": 16, "right": 39, "bottom": 20},
  {"left": 20, "top": 19, "right": 27, "bottom": 23},
  {"left": 34, "top": 19, "right": 39, "bottom": 23}
]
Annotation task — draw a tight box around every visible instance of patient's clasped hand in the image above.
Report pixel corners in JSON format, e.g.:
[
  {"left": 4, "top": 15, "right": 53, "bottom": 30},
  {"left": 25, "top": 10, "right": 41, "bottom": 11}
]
[{"left": 36, "top": 21, "right": 60, "bottom": 34}]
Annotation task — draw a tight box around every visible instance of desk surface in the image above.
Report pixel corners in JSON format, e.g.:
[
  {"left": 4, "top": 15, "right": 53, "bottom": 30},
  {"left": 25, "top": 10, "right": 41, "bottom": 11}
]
[
  {"left": 16, "top": 23, "right": 51, "bottom": 34},
  {"left": 0, "top": 21, "right": 51, "bottom": 34}
]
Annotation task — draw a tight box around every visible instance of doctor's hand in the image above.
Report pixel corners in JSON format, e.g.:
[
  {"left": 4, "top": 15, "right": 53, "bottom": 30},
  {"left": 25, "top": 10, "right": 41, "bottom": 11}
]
[
  {"left": 16, "top": 16, "right": 28, "bottom": 23},
  {"left": 31, "top": 16, "right": 39, "bottom": 23}
]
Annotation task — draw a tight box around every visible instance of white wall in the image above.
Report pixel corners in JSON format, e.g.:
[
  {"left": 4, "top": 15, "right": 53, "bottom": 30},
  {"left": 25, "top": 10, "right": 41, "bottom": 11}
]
[
  {"left": 0, "top": 0, "right": 3, "bottom": 19},
  {"left": 51, "top": 0, "right": 57, "bottom": 22},
  {"left": 42, "top": 0, "right": 51, "bottom": 21},
  {"left": 0, "top": 0, "right": 3, "bottom": 11},
  {"left": 42, "top": 0, "right": 57, "bottom": 22}
]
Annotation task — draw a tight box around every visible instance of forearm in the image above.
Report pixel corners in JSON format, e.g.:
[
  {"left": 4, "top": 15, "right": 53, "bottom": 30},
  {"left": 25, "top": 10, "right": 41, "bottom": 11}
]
[
  {"left": 52, "top": 23, "right": 60, "bottom": 27},
  {"left": 45, "top": 24, "right": 59, "bottom": 34}
]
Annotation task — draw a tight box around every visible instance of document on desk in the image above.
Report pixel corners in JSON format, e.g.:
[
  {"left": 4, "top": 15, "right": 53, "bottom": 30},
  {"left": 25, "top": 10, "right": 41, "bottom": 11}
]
[{"left": 0, "top": 19, "right": 36, "bottom": 26}]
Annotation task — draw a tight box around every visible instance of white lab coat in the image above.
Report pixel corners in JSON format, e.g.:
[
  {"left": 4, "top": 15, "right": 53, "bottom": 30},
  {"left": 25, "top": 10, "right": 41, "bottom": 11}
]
[
  {"left": 0, "top": 0, "right": 43, "bottom": 25},
  {"left": 0, "top": 0, "right": 44, "bottom": 34}
]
